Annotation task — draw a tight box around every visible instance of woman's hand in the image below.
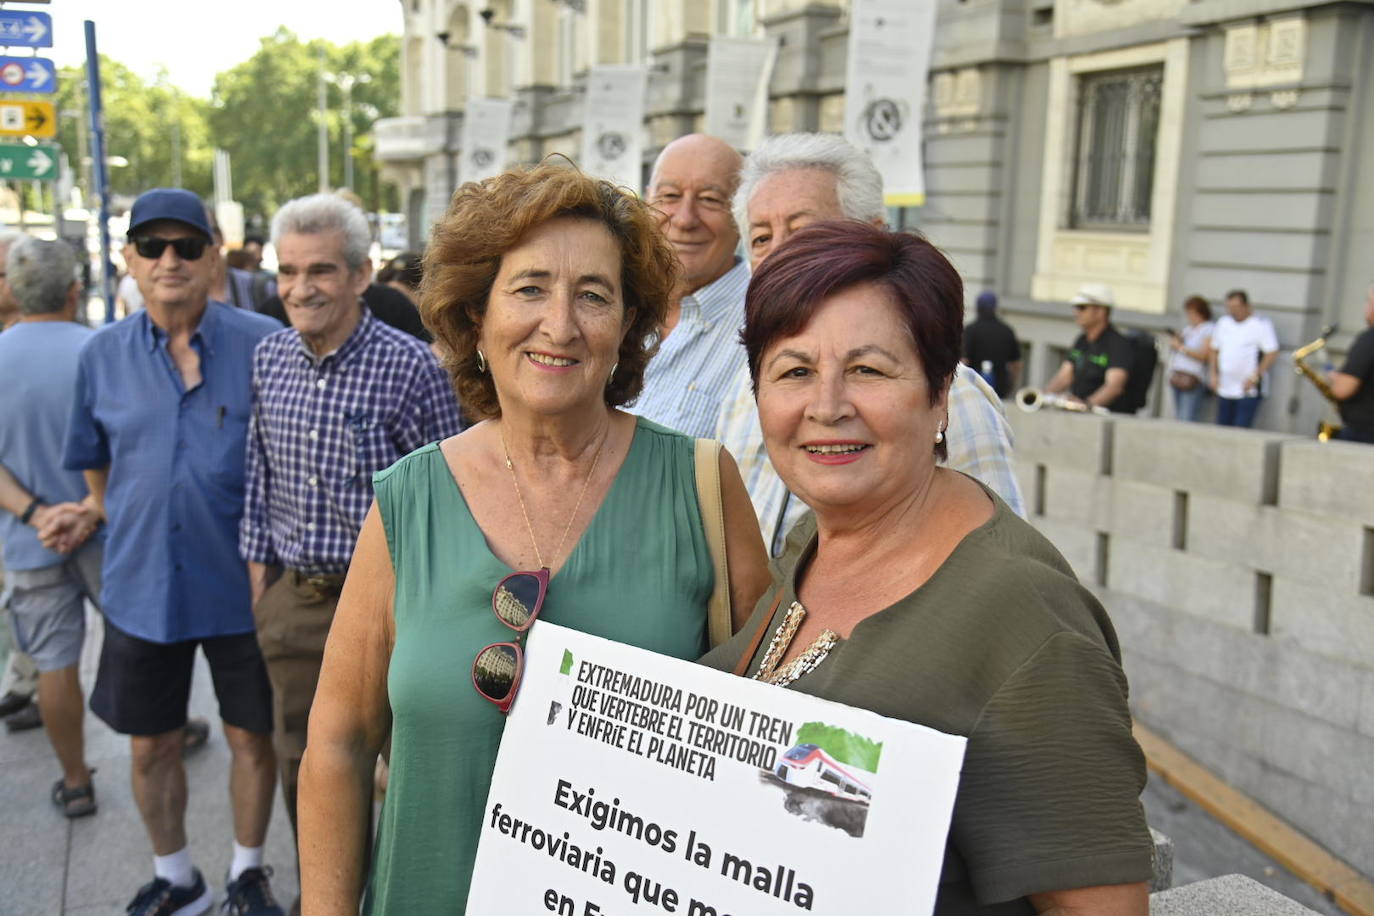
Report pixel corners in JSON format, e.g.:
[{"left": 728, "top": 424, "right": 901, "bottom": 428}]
[
  {"left": 299, "top": 502, "right": 396, "bottom": 915},
  {"left": 1030, "top": 881, "right": 1148, "bottom": 915}
]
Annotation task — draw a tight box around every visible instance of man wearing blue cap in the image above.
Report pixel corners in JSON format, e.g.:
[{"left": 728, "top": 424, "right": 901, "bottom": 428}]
[{"left": 61, "top": 188, "right": 286, "bottom": 915}]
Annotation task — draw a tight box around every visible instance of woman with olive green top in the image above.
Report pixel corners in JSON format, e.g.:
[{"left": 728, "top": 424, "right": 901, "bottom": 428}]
[{"left": 700, "top": 220, "right": 1151, "bottom": 914}]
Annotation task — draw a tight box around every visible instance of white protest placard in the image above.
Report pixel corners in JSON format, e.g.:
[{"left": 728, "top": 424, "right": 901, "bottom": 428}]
[
  {"left": 467, "top": 622, "right": 966, "bottom": 916},
  {"left": 704, "top": 35, "right": 780, "bottom": 151},
  {"left": 581, "top": 64, "right": 648, "bottom": 192},
  {"left": 459, "top": 97, "right": 514, "bottom": 186},
  {"left": 843, "top": 0, "right": 939, "bottom": 207}
]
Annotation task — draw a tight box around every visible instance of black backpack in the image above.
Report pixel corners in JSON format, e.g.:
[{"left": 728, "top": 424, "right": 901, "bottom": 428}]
[{"left": 1116, "top": 329, "right": 1159, "bottom": 414}]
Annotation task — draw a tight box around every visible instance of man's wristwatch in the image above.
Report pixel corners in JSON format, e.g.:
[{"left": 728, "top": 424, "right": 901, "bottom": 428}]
[{"left": 19, "top": 497, "right": 42, "bottom": 525}]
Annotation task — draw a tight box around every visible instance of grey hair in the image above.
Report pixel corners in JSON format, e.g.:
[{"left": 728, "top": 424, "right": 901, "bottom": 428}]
[
  {"left": 733, "top": 132, "right": 886, "bottom": 231},
  {"left": 270, "top": 193, "right": 371, "bottom": 271},
  {"left": 8, "top": 236, "right": 76, "bottom": 316},
  {"left": 0, "top": 227, "right": 25, "bottom": 249}
]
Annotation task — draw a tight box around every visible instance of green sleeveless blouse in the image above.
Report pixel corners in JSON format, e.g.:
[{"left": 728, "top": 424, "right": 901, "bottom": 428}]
[{"left": 364, "top": 416, "right": 711, "bottom": 914}]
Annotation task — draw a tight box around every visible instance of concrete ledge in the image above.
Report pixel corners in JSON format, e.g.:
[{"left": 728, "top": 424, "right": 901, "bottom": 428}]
[
  {"left": 1102, "top": 542, "right": 1257, "bottom": 631},
  {"left": 1005, "top": 408, "right": 1112, "bottom": 474},
  {"left": 1150, "top": 874, "right": 1319, "bottom": 914},
  {"left": 1150, "top": 827, "right": 1175, "bottom": 893},
  {"left": 1111, "top": 417, "right": 1296, "bottom": 505},
  {"left": 1136, "top": 723, "right": 1374, "bottom": 915},
  {"left": 1108, "top": 589, "right": 1368, "bottom": 732},
  {"left": 1279, "top": 439, "right": 1374, "bottom": 524},
  {"left": 1186, "top": 495, "right": 1367, "bottom": 593},
  {"left": 1270, "top": 577, "right": 1374, "bottom": 674}
]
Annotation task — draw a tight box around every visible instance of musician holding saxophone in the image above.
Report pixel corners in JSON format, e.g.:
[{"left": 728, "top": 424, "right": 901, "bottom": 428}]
[
  {"left": 1326, "top": 285, "right": 1374, "bottom": 443},
  {"left": 1043, "top": 283, "right": 1135, "bottom": 413}
]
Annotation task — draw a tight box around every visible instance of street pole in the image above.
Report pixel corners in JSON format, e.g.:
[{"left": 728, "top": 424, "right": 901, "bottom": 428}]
[
  {"left": 85, "top": 20, "right": 115, "bottom": 325},
  {"left": 343, "top": 79, "right": 354, "bottom": 191},
  {"left": 171, "top": 120, "right": 182, "bottom": 188},
  {"left": 317, "top": 46, "right": 329, "bottom": 192}
]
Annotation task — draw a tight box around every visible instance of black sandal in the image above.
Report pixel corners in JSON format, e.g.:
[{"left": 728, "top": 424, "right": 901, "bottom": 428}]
[{"left": 51, "top": 770, "right": 97, "bottom": 819}]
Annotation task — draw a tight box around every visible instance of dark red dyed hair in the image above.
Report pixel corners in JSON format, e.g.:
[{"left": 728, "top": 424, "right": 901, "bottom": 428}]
[{"left": 743, "top": 219, "right": 965, "bottom": 408}]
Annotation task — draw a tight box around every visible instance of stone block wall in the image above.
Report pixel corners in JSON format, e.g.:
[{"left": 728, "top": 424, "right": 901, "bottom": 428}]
[{"left": 1006, "top": 409, "right": 1374, "bottom": 875}]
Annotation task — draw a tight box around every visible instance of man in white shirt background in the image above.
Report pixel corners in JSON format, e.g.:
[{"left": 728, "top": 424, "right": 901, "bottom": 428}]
[{"left": 1209, "top": 289, "right": 1278, "bottom": 428}]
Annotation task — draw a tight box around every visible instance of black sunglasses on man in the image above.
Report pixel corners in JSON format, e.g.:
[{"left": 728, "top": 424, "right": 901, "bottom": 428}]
[{"left": 130, "top": 235, "right": 210, "bottom": 261}]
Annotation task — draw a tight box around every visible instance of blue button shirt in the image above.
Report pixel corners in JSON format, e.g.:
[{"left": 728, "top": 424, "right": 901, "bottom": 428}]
[
  {"left": 63, "top": 303, "right": 281, "bottom": 643},
  {"left": 0, "top": 321, "right": 98, "bottom": 571}
]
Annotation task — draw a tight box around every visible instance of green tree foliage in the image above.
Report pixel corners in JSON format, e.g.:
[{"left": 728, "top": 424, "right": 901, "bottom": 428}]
[
  {"left": 53, "top": 30, "right": 399, "bottom": 226},
  {"left": 794, "top": 722, "right": 884, "bottom": 773},
  {"left": 55, "top": 58, "right": 213, "bottom": 200},
  {"left": 209, "top": 28, "right": 400, "bottom": 220}
]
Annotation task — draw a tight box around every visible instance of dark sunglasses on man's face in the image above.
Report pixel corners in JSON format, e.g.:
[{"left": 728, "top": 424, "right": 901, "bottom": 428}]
[{"left": 131, "top": 235, "right": 210, "bottom": 261}]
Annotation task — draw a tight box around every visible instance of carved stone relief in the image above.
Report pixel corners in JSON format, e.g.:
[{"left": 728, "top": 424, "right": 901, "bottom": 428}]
[{"left": 1223, "top": 14, "right": 1305, "bottom": 110}]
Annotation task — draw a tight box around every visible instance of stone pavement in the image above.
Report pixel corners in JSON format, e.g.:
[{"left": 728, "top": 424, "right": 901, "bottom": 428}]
[{"left": 0, "top": 608, "right": 298, "bottom": 915}]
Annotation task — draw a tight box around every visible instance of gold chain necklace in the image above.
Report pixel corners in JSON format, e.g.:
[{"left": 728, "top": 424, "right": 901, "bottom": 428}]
[{"left": 500, "top": 424, "right": 607, "bottom": 571}]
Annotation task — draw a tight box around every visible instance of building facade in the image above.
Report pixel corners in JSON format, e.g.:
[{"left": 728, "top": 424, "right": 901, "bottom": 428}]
[{"left": 374, "top": 0, "right": 1374, "bottom": 436}]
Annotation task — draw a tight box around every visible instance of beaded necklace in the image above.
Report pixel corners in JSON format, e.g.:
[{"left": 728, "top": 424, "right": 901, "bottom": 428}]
[{"left": 753, "top": 600, "right": 839, "bottom": 687}]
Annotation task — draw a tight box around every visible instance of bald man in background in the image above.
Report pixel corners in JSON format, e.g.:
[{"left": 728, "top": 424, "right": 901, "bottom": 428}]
[{"left": 632, "top": 134, "right": 752, "bottom": 439}]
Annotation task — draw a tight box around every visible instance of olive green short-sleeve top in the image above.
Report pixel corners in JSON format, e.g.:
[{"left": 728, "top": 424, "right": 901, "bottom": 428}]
[
  {"left": 700, "top": 487, "right": 1153, "bottom": 913},
  {"left": 366, "top": 416, "right": 712, "bottom": 915}
]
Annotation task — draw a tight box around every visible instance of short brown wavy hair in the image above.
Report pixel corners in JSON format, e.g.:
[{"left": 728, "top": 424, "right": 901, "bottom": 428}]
[{"left": 421, "top": 160, "right": 679, "bottom": 419}]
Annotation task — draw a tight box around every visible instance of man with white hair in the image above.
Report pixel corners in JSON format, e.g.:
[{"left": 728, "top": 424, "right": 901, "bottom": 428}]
[
  {"left": 715, "top": 132, "right": 1025, "bottom": 555},
  {"left": 0, "top": 237, "right": 102, "bottom": 816},
  {"left": 240, "top": 194, "right": 461, "bottom": 869},
  {"left": 0, "top": 227, "right": 44, "bottom": 733}
]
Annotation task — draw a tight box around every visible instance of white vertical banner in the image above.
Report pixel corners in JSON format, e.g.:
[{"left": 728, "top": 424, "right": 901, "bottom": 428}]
[
  {"left": 459, "top": 97, "right": 514, "bottom": 186},
  {"left": 581, "top": 64, "right": 648, "bottom": 192},
  {"left": 704, "top": 35, "right": 780, "bottom": 151},
  {"left": 843, "top": 0, "right": 939, "bottom": 207}
]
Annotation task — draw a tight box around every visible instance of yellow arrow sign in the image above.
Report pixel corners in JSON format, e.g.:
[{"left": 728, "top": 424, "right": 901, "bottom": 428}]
[{"left": 0, "top": 100, "right": 55, "bottom": 138}]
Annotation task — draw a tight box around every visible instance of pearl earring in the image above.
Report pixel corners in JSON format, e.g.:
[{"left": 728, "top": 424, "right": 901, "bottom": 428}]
[{"left": 935, "top": 426, "right": 945, "bottom": 445}]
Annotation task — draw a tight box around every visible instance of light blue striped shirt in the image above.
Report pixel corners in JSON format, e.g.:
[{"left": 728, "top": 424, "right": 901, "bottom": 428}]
[
  {"left": 716, "top": 362, "right": 1025, "bottom": 555},
  {"left": 630, "top": 259, "right": 750, "bottom": 439}
]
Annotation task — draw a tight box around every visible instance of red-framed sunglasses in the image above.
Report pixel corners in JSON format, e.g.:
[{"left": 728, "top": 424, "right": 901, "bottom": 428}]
[{"left": 471, "top": 568, "right": 550, "bottom": 714}]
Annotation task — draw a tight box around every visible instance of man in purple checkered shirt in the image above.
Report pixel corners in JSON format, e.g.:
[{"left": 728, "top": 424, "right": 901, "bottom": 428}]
[{"left": 238, "top": 194, "right": 462, "bottom": 870}]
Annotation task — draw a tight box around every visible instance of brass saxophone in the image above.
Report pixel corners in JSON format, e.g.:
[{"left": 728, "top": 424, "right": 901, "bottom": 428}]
[
  {"left": 1015, "top": 387, "right": 1111, "bottom": 416},
  {"left": 1292, "top": 324, "right": 1341, "bottom": 441}
]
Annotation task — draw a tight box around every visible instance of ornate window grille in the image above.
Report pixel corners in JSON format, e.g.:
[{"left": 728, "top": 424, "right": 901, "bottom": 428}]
[{"left": 1070, "top": 66, "right": 1163, "bottom": 229}]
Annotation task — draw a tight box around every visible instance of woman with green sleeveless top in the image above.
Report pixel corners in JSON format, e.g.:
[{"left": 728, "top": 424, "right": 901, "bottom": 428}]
[{"left": 297, "top": 163, "right": 770, "bottom": 913}]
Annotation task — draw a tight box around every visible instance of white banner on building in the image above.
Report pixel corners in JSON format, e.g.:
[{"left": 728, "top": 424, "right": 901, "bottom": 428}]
[
  {"left": 843, "top": 0, "right": 939, "bottom": 206},
  {"left": 581, "top": 64, "right": 648, "bottom": 192},
  {"left": 466, "top": 622, "right": 967, "bottom": 916},
  {"left": 705, "top": 35, "right": 780, "bottom": 151},
  {"left": 459, "top": 97, "right": 514, "bottom": 186}
]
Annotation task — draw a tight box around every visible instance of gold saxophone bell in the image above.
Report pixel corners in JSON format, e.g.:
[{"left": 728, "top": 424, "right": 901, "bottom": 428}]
[{"left": 1014, "top": 387, "right": 1110, "bottom": 416}]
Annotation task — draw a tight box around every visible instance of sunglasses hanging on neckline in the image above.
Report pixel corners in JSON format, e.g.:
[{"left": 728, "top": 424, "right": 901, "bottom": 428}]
[{"left": 472, "top": 567, "right": 551, "bottom": 714}]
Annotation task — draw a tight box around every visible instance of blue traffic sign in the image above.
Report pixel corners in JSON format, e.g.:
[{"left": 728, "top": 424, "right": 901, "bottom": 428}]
[
  {"left": 0, "top": 56, "right": 55, "bottom": 93},
  {"left": 0, "top": 11, "right": 52, "bottom": 49}
]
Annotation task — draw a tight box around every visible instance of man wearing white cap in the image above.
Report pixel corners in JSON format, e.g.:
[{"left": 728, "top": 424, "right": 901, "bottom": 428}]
[{"left": 1044, "top": 282, "right": 1134, "bottom": 412}]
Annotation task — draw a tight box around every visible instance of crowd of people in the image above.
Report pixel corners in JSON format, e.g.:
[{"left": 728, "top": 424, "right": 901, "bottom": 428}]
[{"left": 0, "top": 126, "right": 1370, "bottom": 916}]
